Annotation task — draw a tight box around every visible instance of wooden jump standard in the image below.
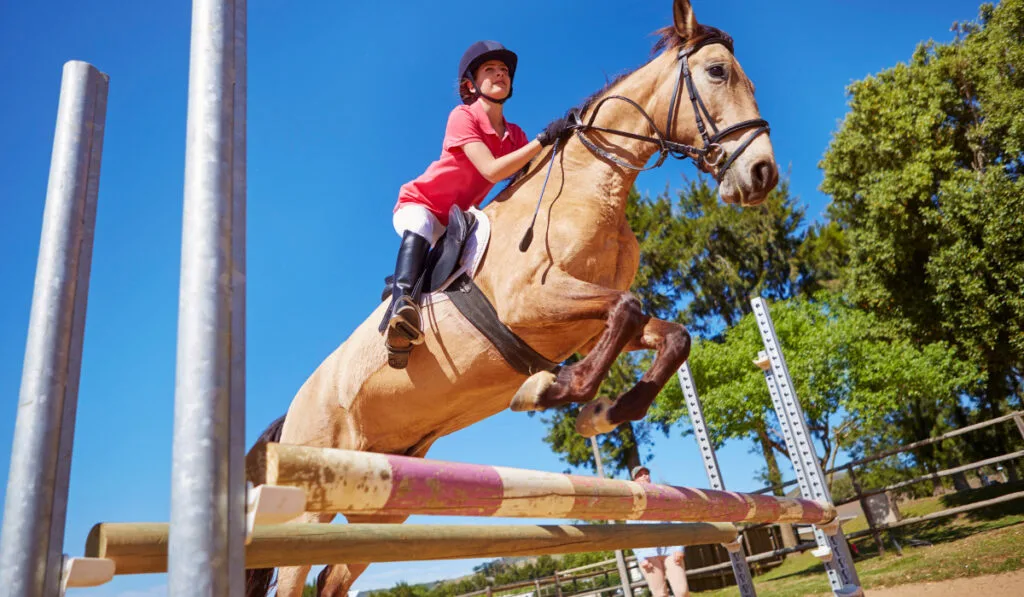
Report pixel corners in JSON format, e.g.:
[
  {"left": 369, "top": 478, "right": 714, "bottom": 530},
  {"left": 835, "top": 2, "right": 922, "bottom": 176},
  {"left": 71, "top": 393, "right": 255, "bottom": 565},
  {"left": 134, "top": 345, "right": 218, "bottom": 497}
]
[
  {"left": 252, "top": 443, "right": 837, "bottom": 525},
  {"left": 85, "top": 521, "right": 737, "bottom": 575}
]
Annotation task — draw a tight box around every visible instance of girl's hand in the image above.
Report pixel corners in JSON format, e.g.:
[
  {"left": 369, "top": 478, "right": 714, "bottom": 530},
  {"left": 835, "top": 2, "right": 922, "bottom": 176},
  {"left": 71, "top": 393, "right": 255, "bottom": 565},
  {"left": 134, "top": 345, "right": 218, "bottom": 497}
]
[{"left": 536, "top": 115, "right": 577, "bottom": 147}]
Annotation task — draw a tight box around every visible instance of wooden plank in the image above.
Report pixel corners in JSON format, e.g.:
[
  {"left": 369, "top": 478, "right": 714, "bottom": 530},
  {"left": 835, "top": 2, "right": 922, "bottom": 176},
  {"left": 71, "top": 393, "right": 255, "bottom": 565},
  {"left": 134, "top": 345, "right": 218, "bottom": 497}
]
[
  {"left": 86, "top": 521, "right": 737, "bottom": 575},
  {"left": 845, "top": 490, "right": 1024, "bottom": 537},
  {"left": 854, "top": 450, "right": 1024, "bottom": 500},
  {"left": 753, "top": 411, "right": 1024, "bottom": 496}
]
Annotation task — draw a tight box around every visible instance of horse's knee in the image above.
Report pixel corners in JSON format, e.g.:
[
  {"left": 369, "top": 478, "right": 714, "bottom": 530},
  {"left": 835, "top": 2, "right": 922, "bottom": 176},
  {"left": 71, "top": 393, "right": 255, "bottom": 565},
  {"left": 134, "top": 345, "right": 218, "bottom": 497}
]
[
  {"left": 609, "top": 293, "right": 646, "bottom": 327},
  {"left": 667, "top": 324, "right": 691, "bottom": 363}
]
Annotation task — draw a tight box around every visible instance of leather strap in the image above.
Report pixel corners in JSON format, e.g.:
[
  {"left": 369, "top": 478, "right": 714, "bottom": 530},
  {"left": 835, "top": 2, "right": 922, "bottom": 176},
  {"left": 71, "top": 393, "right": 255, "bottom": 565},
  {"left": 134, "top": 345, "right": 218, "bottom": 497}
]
[{"left": 445, "top": 274, "right": 559, "bottom": 376}]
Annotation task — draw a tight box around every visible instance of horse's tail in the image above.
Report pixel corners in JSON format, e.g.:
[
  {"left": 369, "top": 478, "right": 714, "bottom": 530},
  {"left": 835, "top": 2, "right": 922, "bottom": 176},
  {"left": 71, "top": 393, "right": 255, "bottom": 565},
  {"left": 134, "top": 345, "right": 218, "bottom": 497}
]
[{"left": 244, "top": 414, "right": 287, "bottom": 597}]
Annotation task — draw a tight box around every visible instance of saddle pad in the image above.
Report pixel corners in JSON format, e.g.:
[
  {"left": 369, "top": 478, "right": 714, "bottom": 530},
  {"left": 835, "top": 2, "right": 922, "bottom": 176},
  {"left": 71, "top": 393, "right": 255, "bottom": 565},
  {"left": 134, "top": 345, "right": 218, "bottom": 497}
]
[{"left": 423, "top": 206, "right": 490, "bottom": 304}]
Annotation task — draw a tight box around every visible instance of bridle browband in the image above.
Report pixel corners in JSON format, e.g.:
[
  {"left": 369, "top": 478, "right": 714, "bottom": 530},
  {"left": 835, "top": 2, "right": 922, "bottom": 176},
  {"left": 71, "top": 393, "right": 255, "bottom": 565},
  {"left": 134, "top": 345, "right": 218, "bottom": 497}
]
[
  {"left": 571, "top": 32, "right": 770, "bottom": 182},
  {"left": 518, "top": 31, "right": 770, "bottom": 252}
]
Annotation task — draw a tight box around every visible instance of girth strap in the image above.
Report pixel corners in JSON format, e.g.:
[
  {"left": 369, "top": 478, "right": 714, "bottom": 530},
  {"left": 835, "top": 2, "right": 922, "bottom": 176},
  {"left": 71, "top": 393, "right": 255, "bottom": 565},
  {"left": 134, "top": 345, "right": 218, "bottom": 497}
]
[{"left": 444, "top": 274, "right": 559, "bottom": 377}]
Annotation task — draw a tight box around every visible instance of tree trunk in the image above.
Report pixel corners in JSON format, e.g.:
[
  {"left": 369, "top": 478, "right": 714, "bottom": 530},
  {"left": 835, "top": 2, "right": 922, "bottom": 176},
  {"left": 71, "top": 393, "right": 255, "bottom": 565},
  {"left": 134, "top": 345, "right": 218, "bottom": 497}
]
[
  {"left": 756, "top": 425, "right": 798, "bottom": 548},
  {"left": 622, "top": 423, "right": 642, "bottom": 473}
]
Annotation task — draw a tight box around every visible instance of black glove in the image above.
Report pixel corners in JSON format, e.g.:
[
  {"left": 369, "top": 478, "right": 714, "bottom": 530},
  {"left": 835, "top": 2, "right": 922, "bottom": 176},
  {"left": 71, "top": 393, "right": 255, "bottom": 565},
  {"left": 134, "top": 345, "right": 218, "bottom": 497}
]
[{"left": 536, "top": 113, "right": 578, "bottom": 147}]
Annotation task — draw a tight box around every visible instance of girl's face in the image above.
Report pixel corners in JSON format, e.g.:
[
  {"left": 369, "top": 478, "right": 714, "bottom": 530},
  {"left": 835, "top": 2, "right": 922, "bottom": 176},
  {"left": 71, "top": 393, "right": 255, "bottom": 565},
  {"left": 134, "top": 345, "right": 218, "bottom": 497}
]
[
  {"left": 472, "top": 60, "right": 510, "bottom": 100},
  {"left": 634, "top": 470, "right": 651, "bottom": 484}
]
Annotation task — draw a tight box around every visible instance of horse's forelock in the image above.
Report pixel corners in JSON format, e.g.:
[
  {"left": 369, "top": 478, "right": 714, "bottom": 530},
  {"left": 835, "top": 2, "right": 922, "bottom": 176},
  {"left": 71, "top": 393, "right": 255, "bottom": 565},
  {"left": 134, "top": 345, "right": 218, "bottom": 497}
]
[{"left": 652, "top": 23, "right": 732, "bottom": 55}]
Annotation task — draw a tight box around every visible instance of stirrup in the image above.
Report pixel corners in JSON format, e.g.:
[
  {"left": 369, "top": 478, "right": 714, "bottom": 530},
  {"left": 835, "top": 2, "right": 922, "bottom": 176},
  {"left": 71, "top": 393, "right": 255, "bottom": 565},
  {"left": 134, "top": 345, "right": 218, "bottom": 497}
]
[{"left": 385, "top": 296, "right": 423, "bottom": 369}]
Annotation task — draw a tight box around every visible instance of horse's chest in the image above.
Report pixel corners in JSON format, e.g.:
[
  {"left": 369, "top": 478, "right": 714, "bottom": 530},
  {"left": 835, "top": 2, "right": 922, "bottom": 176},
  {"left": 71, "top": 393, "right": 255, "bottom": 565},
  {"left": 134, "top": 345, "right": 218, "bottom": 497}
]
[{"left": 558, "top": 225, "right": 639, "bottom": 291}]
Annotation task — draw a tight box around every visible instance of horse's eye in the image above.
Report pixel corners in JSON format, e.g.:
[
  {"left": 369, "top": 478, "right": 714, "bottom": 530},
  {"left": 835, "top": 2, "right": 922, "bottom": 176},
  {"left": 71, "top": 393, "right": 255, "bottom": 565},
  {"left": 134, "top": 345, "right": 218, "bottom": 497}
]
[{"left": 707, "top": 65, "right": 727, "bottom": 80}]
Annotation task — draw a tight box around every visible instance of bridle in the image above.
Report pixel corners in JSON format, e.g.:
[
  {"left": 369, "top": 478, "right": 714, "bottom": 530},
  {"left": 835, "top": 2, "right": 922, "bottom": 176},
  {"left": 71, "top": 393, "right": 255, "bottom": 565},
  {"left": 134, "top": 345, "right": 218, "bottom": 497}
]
[
  {"left": 571, "top": 31, "right": 770, "bottom": 182},
  {"left": 518, "top": 31, "right": 770, "bottom": 251}
]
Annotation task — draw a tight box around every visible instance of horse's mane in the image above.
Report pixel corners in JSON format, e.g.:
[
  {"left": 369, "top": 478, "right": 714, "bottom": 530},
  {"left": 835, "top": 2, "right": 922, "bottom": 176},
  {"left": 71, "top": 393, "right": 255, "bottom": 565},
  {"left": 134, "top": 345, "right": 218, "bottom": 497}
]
[{"left": 494, "top": 22, "right": 729, "bottom": 195}]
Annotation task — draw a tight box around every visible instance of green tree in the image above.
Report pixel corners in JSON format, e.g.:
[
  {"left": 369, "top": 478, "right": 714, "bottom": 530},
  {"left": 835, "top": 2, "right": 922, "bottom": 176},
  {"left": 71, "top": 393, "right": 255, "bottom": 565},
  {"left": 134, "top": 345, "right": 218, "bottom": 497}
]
[
  {"left": 819, "top": 0, "right": 1024, "bottom": 474},
  {"left": 648, "top": 294, "right": 978, "bottom": 488},
  {"left": 669, "top": 176, "right": 821, "bottom": 335}
]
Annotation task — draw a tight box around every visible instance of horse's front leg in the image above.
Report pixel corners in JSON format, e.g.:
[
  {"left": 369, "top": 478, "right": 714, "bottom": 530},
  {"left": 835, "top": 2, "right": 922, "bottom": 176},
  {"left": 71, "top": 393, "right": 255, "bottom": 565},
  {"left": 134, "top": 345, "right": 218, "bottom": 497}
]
[
  {"left": 574, "top": 317, "right": 691, "bottom": 437},
  {"left": 508, "top": 270, "right": 649, "bottom": 414}
]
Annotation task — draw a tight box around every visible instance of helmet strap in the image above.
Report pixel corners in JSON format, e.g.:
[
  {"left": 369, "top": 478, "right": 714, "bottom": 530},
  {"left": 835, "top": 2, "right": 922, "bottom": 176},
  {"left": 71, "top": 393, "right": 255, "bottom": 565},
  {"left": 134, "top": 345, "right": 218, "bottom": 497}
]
[{"left": 463, "top": 75, "right": 513, "bottom": 105}]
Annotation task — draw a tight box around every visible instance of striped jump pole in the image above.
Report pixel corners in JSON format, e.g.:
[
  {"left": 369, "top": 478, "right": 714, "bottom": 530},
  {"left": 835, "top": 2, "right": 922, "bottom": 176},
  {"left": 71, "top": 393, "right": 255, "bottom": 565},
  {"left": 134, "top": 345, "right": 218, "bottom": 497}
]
[{"left": 256, "top": 443, "right": 837, "bottom": 525}]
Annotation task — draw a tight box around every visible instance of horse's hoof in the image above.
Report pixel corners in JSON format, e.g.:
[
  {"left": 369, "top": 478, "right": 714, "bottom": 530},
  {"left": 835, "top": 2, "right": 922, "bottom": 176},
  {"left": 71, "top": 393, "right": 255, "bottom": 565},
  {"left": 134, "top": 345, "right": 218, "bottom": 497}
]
[
  {"left": 509, "top": 371, "right": 557, "bottom": 412},
  {"left": 575, "top": 398, "right": 619, "bottom": 437}
]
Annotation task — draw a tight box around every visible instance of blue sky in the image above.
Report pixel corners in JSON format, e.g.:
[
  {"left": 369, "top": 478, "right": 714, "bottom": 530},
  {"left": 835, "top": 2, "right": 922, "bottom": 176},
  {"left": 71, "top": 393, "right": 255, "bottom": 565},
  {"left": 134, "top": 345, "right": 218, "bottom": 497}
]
[{"left": 0, "top": 0, "right": 985, "bottom": 594}]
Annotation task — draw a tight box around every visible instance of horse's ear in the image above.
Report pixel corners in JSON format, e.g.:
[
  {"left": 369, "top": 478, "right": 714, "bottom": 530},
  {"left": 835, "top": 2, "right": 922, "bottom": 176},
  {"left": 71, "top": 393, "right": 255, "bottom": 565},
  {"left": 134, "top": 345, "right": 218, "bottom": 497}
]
[{"left": 673, "top": 0, "right": 698, "bottom": 39}]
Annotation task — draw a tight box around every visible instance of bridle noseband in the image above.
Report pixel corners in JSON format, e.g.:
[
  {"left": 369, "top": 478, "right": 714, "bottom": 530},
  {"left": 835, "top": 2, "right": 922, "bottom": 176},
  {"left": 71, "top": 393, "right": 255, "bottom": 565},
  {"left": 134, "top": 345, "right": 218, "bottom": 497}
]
[{"left": 571, "top": 32, "right": 770, "bottom": 182}]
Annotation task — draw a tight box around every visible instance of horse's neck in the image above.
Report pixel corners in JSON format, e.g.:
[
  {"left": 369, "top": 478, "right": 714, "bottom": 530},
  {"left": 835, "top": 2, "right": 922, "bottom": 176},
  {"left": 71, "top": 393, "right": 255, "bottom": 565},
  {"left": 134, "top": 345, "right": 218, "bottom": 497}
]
[{"left": 556, "top": 61, "right": 671, "bottom": 218}]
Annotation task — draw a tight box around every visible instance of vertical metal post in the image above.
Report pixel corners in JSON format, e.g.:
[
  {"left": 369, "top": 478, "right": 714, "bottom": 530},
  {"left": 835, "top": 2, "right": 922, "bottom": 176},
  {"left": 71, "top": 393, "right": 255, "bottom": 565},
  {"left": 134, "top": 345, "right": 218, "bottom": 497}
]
[
  {"left": 676, "top": 362, "right": 757, "bottom": 597},
  {"left": 590, "top": 438, "right": 633, "bottom": 597},
  {"left": 168, "top": 0, "right": 246, "bottom": 594},
  {"left": 227, "top": 0, "right": 248, "bottom": 592},
  {"left": 0, "top": 60, "right": 108, "bottom": 597},
  {"left": 751, "top": 297, "right": 862, "bottom": 597}
]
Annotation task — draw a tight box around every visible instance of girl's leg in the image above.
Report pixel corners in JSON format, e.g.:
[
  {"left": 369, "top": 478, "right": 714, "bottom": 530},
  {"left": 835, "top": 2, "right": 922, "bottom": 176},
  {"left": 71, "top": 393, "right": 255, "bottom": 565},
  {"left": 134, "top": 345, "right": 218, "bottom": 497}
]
[
  {"left": 385, "top": 205, "right": 444, "bottom": 369},
  {"left": 392, "top": 205, "right": 444, "bottom": 246},
  {"left": 638, "top": 556, "right": 669, "bottom": 597},
  {"left": 664, "top": 551, "right": 690, "bottom": 597}
]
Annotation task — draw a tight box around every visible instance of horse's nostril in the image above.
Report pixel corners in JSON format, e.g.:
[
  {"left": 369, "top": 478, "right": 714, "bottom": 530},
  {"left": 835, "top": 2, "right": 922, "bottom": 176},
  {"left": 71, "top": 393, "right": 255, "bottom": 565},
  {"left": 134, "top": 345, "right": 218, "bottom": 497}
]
[{"left": 752, "top": 160, "right": 776, "bottom": 190}]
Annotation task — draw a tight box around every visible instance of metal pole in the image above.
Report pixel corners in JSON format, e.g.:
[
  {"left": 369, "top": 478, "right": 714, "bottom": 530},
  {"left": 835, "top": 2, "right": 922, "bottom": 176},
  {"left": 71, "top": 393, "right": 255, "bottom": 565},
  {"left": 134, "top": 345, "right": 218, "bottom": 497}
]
[
  {"left": 590, "top": 438, "right": 633, "bottom": 597},
  {"left": 0, "top": 60, "right": 108, "bottom": 597},
  {"left": 751, "top": 297, "right": 862, "bottom": 597},
  {"left": 168, "top": 0, "right": 246, "bottom": 594},
  {"left": 676, "top": 362, "right": 757, "bottom": 597}
]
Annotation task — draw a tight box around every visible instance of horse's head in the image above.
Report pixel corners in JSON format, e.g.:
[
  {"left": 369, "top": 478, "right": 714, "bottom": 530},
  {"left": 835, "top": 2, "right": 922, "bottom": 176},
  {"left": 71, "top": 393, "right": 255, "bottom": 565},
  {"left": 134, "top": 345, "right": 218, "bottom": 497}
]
[{"left": 646, "top": 0, "right": 778, "bottom": 206}]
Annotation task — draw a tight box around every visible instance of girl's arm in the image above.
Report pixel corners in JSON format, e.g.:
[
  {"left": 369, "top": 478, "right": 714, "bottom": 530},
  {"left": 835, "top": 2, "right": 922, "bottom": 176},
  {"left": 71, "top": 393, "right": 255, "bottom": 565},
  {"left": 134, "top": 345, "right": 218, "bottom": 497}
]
[{"left": 461, "top": 140, "right": 543, "bottom": 184}]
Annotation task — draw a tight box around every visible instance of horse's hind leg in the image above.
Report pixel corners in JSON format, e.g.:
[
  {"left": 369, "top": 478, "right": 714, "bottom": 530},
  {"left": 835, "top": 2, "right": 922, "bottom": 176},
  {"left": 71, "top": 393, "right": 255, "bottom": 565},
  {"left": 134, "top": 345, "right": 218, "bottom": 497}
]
[
  {"left": 575, "top": 317, "right": 690, "bottom": 437},
  {"left": 315, "top": 513, "right": 411, "bottom": 596},
  {"left": 509, "top": 270, "right": 648, "bottom": 413},
  {"left": 271, "top": 512, "right": 337, "bottom": 597}
]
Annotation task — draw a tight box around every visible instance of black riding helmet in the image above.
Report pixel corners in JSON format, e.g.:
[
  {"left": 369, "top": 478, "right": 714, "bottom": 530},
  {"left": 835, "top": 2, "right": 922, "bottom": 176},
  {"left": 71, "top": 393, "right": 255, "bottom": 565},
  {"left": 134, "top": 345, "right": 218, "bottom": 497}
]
[{"left": 458, "top": 40, "right": 518, "bottom": 105}]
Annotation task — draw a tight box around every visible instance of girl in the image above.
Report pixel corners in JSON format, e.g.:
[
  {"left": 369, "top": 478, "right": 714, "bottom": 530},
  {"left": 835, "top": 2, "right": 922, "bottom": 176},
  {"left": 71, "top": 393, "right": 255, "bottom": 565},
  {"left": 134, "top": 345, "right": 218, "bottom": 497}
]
[
  {"left": 384, "top": 40, "right": 573, "bottom": 369},
  {"left": 629, "top": 466, "right": 691, "bottom": 597}
]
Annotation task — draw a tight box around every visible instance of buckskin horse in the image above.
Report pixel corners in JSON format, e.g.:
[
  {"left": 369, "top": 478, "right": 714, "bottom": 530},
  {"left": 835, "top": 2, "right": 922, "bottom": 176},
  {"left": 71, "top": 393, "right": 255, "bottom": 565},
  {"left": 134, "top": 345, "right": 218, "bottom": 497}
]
[{"left": 245, "top": 0, "right": 778, "bottom": 594}]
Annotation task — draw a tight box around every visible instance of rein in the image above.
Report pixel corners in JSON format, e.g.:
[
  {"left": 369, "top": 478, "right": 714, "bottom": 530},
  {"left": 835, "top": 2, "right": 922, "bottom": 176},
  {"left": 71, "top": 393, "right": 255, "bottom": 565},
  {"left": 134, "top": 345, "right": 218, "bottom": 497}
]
[{"left": 519, "top": 33, "right": 769, "bottom": 251}]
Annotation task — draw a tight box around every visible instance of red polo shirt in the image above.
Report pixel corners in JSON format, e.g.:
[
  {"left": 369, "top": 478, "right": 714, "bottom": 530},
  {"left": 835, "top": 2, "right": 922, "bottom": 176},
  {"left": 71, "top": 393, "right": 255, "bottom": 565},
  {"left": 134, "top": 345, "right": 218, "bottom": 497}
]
[{"left": 395, "top": 99, "right": 529, "bottom": 226}]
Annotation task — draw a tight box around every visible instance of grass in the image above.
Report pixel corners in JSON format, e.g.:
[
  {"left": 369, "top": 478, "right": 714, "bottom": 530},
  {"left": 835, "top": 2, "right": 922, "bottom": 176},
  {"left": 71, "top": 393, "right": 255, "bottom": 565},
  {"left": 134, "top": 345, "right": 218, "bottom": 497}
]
[{"left": 694, "top": 481, "right": 1024, "bottom": 596}]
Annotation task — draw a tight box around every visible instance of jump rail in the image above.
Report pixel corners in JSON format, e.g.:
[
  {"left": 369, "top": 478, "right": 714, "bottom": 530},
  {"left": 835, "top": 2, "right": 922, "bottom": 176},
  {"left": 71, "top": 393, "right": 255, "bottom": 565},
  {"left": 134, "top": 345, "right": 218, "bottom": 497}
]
[
  {"left": 252, "top": 443, "right": 837, "bottom": 525},
  {"left": 85, "top": 521, "right": 737, "bottom": 575}
]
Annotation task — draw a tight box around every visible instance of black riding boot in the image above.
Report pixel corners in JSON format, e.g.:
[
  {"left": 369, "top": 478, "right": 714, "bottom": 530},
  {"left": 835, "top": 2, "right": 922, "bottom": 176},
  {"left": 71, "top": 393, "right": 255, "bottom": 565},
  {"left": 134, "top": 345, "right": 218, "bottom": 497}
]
[{"left": 385, "top": 230, "right": 431, "bottom": 369}]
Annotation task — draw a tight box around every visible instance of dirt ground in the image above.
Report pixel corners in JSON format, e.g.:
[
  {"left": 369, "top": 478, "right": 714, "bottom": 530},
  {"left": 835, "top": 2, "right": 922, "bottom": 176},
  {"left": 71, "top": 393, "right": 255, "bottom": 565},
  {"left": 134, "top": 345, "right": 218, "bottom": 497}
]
[{"left": 865, "top": 569, "right": 1024, "bottom": 596}]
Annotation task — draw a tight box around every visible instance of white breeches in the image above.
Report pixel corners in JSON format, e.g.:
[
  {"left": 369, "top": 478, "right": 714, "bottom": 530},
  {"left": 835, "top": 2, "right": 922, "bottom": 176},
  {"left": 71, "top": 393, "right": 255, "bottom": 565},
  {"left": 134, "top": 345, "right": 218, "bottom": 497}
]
[{"left": 393, "top": 204, "right": 445, "bottom": 247}]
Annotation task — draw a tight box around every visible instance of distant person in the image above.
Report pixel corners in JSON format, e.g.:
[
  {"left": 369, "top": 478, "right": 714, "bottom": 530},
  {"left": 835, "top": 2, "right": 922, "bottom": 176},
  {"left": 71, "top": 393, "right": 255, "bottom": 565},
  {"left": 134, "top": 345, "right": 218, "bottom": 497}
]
[
  {"left": 629, "top": 465, "right": 690, "bottom": 597},
  {"left": 382, "top": 40, "right": 575, "bottom": 368}
]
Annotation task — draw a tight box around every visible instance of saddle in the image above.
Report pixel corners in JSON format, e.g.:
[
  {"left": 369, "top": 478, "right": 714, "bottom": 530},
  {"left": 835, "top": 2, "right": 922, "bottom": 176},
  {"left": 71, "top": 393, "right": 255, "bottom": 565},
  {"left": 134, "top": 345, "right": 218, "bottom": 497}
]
[
  {"left": 378, "top": 205, "right": 479, "bottom": 304},
  {"left": 377, "top": 205, "right": 558, "bottom": 377}
]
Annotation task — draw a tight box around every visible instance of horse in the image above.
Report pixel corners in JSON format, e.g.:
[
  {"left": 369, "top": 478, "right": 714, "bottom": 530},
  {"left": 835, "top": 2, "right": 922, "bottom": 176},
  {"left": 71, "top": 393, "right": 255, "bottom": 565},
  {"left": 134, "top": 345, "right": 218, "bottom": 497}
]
[{"left": 245, "top": 1, "right": 778, "bottom": 594}]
